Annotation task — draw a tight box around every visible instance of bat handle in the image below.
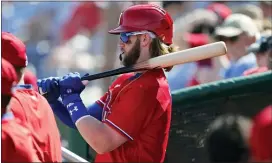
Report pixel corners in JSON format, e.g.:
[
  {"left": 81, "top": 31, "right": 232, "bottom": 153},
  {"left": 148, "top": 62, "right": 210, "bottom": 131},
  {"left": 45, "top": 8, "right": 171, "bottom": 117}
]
[{"left": 38, "top": 78, "right": 89, "bottom": 97}]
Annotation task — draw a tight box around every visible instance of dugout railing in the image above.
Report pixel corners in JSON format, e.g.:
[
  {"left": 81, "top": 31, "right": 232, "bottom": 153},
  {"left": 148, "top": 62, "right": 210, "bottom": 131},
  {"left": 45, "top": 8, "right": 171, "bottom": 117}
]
[{"left": 57, "top": 71, "right": 272, "bottom": 162}]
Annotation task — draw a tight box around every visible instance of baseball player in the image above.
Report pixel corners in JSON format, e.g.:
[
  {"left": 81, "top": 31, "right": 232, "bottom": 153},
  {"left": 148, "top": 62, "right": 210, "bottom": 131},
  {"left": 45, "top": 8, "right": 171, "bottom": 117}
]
[
  {"left": 2, "top": 58, "right": 40, "bottom": 162},
  {"left": 38, "top": 4, "right": 175, "bottom": 162},
  {"left": 2, "top": 32, "right": 62, "bottom": 162}
]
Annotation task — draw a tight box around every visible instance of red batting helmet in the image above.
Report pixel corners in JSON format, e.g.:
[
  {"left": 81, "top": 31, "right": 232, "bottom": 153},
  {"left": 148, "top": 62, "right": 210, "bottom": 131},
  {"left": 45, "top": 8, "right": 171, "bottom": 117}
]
[{"left": 109, "top": 4, "right": 173, "bottom": 45}]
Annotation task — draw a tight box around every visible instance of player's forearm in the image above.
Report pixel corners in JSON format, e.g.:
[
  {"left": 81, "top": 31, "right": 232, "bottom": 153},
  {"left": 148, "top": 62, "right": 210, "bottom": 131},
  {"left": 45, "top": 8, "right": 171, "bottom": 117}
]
[
  {"left": 75, "top": 116, "right": 117, "bottom": 154},
  {"left": 63, "top": 94, "right": 117, "bottom": 154}
]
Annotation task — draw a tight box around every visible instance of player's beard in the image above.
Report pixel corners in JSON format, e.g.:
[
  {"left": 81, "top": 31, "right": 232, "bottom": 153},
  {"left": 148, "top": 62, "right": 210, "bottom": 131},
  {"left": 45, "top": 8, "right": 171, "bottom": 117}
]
[{"left": 119, "top": 39, "right": 141, "bottom": 67}]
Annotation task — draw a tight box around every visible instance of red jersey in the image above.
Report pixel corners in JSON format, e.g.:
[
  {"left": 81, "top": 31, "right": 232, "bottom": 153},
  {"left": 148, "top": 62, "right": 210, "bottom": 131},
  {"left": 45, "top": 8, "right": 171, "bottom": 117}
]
[
  {"left": 95, "top": 69, "right": 172, "bottom": 162},
  {"left": 2, "top": 112, "right": 40, "bottom": 162},
  {"left": 10, "top": 88, "right": 62, "bottom": 162}
]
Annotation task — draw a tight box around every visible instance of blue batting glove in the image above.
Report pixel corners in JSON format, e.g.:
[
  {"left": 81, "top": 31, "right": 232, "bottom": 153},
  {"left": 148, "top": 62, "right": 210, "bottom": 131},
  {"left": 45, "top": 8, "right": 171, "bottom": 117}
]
[
  {"left": 59, "top": 72, "right": 85, "bottom": 99},
  {"left": 37, "top": 77, "right": 60, "bottom": 103},
  {"left": 59, "top": 72, "right": 89, "bottom": 124}
]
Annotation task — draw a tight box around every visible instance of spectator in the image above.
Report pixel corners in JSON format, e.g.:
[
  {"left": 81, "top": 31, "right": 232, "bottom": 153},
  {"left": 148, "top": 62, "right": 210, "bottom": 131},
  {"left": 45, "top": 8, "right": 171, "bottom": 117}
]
[
  {"left": 233, "top": 4, "right": 264, "bottom": 31},
  {"left": 167, "top": 8, "right": 219, "bottom": 90},
  {"left": 215, "top": 14, "right": 259, "bottom": 79},
  {"left": 205, "top": 114, "right": 252, "bottom": 163},
  {"left": 243, "top": 35, "right": 272, "bottom": 75},
  {"left": 185, "top": 33, "right": 217, "bottom": 86},
  {"left": 242, "top": 35, "right": 272, "bottom": 161}
]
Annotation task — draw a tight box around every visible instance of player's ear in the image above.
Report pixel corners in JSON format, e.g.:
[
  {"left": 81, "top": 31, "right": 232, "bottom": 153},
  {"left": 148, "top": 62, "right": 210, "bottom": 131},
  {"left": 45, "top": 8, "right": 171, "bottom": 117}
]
[{"left": 140, "top": 34, "right": 152, "bottom": 47}]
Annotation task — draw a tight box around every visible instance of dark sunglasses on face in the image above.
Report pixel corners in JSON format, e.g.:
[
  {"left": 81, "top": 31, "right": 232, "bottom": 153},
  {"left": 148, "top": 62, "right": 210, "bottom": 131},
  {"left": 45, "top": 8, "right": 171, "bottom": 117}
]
[
  {"left": 120, "top": 31, "right": 156, "bottom": 43},
  {"left": 216, "top": 35, "right": 239, "bottom": 42},
  {"left": 120, "top": 33, "right": 131, "bottom": 43}
]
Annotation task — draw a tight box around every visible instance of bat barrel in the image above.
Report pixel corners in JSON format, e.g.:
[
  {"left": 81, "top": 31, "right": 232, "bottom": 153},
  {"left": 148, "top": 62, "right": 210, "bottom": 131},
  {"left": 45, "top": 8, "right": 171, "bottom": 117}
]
[{"left": 146, "top": 41, "right": 227, "bottom": 69}]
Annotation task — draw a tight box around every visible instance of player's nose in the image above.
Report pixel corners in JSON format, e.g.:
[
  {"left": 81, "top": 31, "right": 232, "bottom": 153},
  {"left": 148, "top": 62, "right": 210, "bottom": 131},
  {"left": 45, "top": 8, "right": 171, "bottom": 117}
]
[{"left": 118, "top": 41, "right": 125, "bottom": 50}]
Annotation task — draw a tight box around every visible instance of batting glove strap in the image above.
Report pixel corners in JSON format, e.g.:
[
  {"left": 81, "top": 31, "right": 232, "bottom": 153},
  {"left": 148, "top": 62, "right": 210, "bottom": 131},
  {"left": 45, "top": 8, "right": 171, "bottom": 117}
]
[{"left": 62, "top": 94, "right": 89, "bottom": 124}]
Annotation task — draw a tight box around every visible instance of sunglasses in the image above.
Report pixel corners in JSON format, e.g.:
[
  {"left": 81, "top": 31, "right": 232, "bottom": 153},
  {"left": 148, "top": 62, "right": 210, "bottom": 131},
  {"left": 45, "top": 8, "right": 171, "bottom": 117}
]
[
  {"left": 120, "top": 31, "right": 156, "bottom": 43},
  {"left": 216, "top": 35, "right": 239, "bottom": 42}
]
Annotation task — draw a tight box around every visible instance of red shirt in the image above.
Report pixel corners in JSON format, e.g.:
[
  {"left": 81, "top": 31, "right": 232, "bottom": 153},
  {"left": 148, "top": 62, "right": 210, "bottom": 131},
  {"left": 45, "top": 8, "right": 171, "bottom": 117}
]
[
  {"left": 243, "top": 67, "right": 269, "bottom": 76},
  {"left": 10, "top": 88, "right": 62, "bottom": 162},
  {"left": 2, "top": 112, "right": 40, "bottom": 162},
  {"left": 95, "top": 69, "right": 172, "bottom": 162}
]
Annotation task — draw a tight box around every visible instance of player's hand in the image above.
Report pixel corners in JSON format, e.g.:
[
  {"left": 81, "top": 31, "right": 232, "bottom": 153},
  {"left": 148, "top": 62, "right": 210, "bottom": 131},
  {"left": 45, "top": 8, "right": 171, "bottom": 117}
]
[
  {"left": 37, "top": 77, "right": 60, "bottom": 103},
  {"left": 59, "top": 72, "right": 85, "bottom": 99}
]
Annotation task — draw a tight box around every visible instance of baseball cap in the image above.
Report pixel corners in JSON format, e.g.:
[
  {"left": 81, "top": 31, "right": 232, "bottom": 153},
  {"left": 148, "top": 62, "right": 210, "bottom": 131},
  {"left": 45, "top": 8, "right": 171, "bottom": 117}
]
[
  {"left": 1, "top": 58, "right": 19, "bottom": 95},
  {"left": 2, "top": 32, "right": 28, "bottom": 68},
  {"left": 233, "top": 4, "right": 263, "bottom": 31},
  {"left": 215, "top": 14, "right": 259, "bottom": 38},
  {"left": 247, "top": 36, "right": 272, "bottom": 54}
]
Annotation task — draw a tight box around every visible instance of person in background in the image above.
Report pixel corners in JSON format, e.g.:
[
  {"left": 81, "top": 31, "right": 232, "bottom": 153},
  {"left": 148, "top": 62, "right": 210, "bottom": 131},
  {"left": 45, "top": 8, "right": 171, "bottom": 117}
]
[
  {"left": 2, "top": 58, "right": 40, "bottom": 162},
  {"left": 215, "top": 14, "right": 260, "bottom": 79},
  {"left": 205, "top": 114, "right": 252, "bottom": 163},
  {"left": 185, "top": 33, "right": 215, "bottom": 86},
  {"left": 1, "top": 32, "right": 62, "bottom": 162},
  {"left": 243, "top": 35, "right": 271, "bottom": 75},
  {"left": 242, "top": 35, "right": 272, "bottom": 162},
  {"left": 168, "top": 8, "right": 219, "bottom": 90}
]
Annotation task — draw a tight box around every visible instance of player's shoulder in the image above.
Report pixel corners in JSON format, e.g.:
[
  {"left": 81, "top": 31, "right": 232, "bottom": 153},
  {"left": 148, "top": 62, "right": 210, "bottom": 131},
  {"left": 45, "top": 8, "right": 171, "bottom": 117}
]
[
  {"left": 14, "top": 87, "right": 48, "bottom": 101},
  {"left": 110, "top": 73, "right": 134, "bottom": 89},
  {"left": 121, "top": 69, "right": 168, "bottom": 93},
  {"left": 133, "top": 69, "right": 167, "bottom": 87}
]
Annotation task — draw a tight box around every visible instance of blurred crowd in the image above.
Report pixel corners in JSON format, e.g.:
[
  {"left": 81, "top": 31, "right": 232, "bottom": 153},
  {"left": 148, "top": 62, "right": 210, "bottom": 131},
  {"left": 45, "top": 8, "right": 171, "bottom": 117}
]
[{"left": 2, "top": 1, "right": 271, "bottom": 162}]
